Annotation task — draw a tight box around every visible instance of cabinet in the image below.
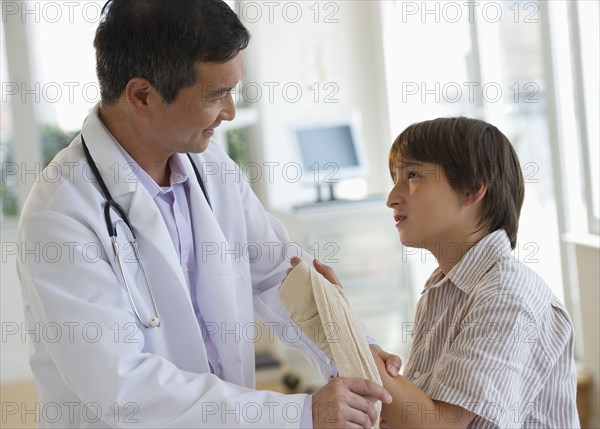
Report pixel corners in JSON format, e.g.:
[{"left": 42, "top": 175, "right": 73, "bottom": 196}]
[{"left": 265, "top": 198, "right": 415, "bottom": 390}]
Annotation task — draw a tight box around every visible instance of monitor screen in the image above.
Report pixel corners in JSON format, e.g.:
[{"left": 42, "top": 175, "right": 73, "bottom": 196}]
[
  {"left": 291, "top": 116, "right": 369, "bottom": 184},
  {"left": 296, "top": 126, "right": 359, "bottom": 169}
]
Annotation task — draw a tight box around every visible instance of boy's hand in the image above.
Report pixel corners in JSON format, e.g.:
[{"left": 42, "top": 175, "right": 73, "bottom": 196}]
[{"left": 371, "top": 344, "right": 401, "bottom": 377}]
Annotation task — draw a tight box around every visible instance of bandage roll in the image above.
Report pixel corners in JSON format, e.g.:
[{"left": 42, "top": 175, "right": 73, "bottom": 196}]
[{"left": 278, "top": 260, "right": 382, "bottom": 427}]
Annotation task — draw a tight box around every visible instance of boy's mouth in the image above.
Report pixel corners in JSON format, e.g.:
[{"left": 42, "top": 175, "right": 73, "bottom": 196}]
[{"left": 394, "top": 214, "right": 407, "bottom": 224}]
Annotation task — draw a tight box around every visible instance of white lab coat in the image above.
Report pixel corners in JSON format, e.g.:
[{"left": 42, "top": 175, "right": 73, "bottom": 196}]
[{"left": 17, "top": 106, "right": 334, "bottom": 428}]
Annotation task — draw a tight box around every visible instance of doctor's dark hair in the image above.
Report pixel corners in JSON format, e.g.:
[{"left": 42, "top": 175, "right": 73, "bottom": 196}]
[
  {"left": 94, "top": 0, "right": 250, "bottom": 105},
  {"left": 389, "top": 117, "right": 525, "bottom": 249}
]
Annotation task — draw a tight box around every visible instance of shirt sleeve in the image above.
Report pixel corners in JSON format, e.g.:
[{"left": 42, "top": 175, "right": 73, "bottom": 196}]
[
  {"left": 300, "top": 394, "right": 314, "bottom": 429},
  {"left": 426, "top": 293, "right": 555, "bottom": 429}
]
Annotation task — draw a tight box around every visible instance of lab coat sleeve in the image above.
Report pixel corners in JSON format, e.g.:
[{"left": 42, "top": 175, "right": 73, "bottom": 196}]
[
  {"left": 230, "top": 161, "right": 337, "bottom": 381},
  {"left": 17, "top": 204, "right": 307, "bottom": 428}
]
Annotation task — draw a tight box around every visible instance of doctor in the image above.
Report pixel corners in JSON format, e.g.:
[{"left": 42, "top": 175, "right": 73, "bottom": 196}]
[{"left": 17, "top": 0, "right": 399, "bottom": 428}]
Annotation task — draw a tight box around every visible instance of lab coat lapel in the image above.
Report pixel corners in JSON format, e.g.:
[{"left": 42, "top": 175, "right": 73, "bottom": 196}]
[
  {"left": 83, "top": 105, "right": 192, "bottom": 307},
  {"left": 82, "top": 106, "right": 209, "bottom": 372},
  {"left": 126, "top": 189, "right": 189, "bottom": 299},
  {"left": 125, "top": 187, "right": 212, "bottom": 373},
  {"left": 186, "top": 157, "right": 244, "bottom": 385}
]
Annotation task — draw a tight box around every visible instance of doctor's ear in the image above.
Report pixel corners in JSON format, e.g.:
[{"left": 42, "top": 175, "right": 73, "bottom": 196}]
[{"left": 123, "top": 78, "right": 155, "bottom": 118}]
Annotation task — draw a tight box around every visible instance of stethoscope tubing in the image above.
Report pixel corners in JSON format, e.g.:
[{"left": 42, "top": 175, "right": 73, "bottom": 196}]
[{"left": 80, "top": 133, "right": 210, "bottom": 329}]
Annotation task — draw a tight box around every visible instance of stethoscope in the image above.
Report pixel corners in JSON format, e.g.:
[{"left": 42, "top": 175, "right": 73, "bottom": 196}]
[{"left": 81, "top": 135, "right": 211, "bottom": 329}]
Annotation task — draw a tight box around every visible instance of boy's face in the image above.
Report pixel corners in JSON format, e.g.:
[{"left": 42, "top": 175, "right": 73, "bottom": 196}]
[{"left": 387, "top": 159, "right": 467, "bottom": 253}]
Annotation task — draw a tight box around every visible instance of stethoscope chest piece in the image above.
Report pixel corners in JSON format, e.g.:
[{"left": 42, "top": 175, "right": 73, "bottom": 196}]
[{"left": 148, "top": 316, "right": 160, "bottom": 328}]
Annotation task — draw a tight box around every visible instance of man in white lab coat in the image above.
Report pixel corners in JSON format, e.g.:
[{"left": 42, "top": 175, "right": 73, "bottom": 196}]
[{"left": 17, "top": 1, "right": 399, "bottom": 427}]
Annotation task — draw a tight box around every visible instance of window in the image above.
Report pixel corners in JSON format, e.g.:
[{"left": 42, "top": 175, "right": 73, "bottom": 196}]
[
  {"left": 1, "top": 18, "right": 17, "bottom": 218},
  {"left": 1, "top": 1, "right": 101, "bottom": 219},
  {"left": 381, "top": 0, "right": 571, "bottom": 303},
  {"left": 573, "top": 1, "right": 599, "bottom": 234}
]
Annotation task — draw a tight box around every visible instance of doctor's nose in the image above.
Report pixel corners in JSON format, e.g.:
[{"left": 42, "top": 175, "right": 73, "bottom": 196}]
[{"left": 219, "top": 92, "right": 236, "bottom": 122}]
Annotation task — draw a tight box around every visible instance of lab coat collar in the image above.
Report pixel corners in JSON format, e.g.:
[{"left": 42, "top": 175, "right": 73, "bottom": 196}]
[{"left": 80, "top": 104, "right": 138, "bottom": 199}]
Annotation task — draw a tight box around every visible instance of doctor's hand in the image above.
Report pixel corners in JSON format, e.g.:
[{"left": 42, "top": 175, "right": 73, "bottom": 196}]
[
  {"left": 285, "top": 256, "right": 303, "bottom": 278},
  {"left": 312, "top": 377, "right": 391, "bottom": 429}
]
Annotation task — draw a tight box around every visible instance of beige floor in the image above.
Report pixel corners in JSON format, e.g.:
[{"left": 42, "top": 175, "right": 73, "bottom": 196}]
[
  {"left": 1, "top": 382, "right": 38, "bottom": 429},
  {"left": 2, "top": 375, "right": 593, "bottom": 428},
  {"left": 0, "top": 379, "right": 295, "bottom": 429}
]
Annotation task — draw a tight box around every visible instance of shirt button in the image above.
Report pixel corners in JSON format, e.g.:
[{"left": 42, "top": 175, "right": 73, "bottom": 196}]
[{"left": 414, "top": 371, "right": 421, "bottom": 378}]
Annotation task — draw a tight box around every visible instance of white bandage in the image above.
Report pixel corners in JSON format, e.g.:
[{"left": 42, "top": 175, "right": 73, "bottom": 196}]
[{"left": 278, "top": 260, "right": 382, "bottom": 427}]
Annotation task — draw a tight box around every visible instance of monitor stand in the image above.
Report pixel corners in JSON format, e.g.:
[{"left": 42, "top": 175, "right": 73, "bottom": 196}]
[{"left": 315, "top": 183, "right": 338, "bottom": 203}]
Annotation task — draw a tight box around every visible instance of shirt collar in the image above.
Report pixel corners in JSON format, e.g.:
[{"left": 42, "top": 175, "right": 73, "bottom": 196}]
[
  {"left": 112, "top": 142, "right": 190, "bottom": 198},
  {"left": 423, "top": 229, "right": 511, "bottom": 295}
]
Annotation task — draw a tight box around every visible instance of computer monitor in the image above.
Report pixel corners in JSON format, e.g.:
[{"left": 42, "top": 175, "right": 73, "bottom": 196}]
[{"left": 290, "top": 115, "right": 369, "bottom": 199}]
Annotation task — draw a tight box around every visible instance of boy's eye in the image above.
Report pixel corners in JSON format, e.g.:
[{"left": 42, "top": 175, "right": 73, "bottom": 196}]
[{"left": 407, "top": 171, "right": 420, "bottom": 180}]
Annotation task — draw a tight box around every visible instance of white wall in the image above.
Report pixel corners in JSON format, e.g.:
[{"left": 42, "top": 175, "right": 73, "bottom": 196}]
[
  {"left": 239, "top": 0, "right": 392, "bottom": 210},
  {"left": 1, "top": 221, "right": 33, "bottom": 383},
  {"left": 571, "top": 239, "right": 600, "bottom": 428}
]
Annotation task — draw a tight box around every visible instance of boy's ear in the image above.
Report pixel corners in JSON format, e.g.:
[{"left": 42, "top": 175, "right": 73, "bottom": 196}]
[{"left": 463, "top": 182, "right": 488, "bottom": 206}]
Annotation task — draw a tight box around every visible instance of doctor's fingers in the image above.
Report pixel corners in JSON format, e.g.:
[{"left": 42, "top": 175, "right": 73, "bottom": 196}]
[
  {"left": 283, "top": 257, "right": 302, "bottom": 280},
  {"left": 313, "top": 378, "right": 390, "bottom": 428},
  {"left": 312, "top": 389, "right": 373, "bottom": 429},
  {"left": 313, "top": 259, "right": 342, "bottom": 287},
  {"left": 343, "top": 377, "right": 392, "bottom": 406}
]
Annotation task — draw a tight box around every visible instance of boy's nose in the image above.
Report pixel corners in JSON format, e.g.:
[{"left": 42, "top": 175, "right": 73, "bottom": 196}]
[
  {"left": 386, "top": 189, "right": 400, "bottom": 208},
  {"left": 387, "top": 182, "right": 408, "bottom": 208}
]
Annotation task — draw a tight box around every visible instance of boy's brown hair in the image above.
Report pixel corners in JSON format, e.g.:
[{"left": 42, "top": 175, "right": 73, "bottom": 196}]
[{"left": 389, "top": 117, "right": 524, "bottom": 249}]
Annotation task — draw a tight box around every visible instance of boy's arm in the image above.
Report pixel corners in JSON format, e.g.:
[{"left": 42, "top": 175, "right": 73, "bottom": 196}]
[
  {"left": 312, "top": 258, "right": 403, "bottom": 377},
  {"left": 373, "top": 353, "right": 475, "bottom": 429}
]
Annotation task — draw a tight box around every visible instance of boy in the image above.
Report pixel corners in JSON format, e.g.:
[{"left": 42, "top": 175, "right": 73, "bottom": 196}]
[
  {"left": 305, "top": 117, "right": 579, "bottom": 428},
  {"left": 376, "top": 116, "right": 579, "bottom": 428}
]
